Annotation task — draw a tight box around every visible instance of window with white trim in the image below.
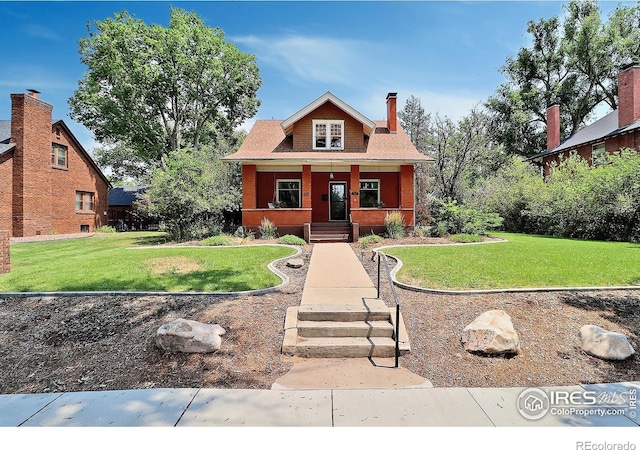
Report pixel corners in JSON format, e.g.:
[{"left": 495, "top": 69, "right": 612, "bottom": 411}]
[
  {"left": 359, "top": 179, "right": 380, "bottom": 207},
  {"left": 313, "top": 120, "right": 344, "bottom": 150},
  {"left": 276, "top": 179, "right": 301, "bottom": 208},
  {"left": 592, "top": 142, "right": 606, "bottom": 166}
]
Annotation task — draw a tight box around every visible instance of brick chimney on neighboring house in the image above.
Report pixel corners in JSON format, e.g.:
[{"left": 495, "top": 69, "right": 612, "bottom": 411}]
[
  {"left": 618, "top": 63, "right": 640, "bottom": 128},
  {"left": 546, "top": 104, "right": 561, "bottom": 150},
  {"left": 386, "top": 92, "right": 397, "bottom": 133},
  {"left": 10, "top": 90, "right": 53, "bottom": 236}
]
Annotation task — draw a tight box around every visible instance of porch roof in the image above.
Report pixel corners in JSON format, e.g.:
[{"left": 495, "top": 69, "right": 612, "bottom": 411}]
[{"left": 223, "top": 120, "right": 433, "bottom": 164}]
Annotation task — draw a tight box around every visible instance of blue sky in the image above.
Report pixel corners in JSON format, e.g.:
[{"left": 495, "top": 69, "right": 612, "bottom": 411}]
[{"left": 0, "top": 1, "right": 625, "bottom": 153}]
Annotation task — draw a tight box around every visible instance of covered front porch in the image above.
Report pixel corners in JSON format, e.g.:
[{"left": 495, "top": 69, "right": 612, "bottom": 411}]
[{"left": 240, "top": 162, "right": 415, "bottom": 242}]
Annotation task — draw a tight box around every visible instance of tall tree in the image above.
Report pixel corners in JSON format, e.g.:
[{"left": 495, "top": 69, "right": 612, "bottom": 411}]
[
  {"left": 487, "top": 0, "right": 640, "bottom": 157},
  {"left": 69, "top": 7, "right": 261, "bottom": 178},
  {"left": 398, "top": 95, "right": 432, "bottom": 205}
]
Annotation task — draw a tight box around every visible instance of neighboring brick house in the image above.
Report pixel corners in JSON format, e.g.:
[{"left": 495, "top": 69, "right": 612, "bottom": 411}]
[
  {"left": 0, "top": 90, "right": 111, "bottom": 237},
  {"left": 530, "top": 63, "right": 640, "bottom": 174},
  {"left": 223, "top": 92, "right": 433, "bottom": 242}
]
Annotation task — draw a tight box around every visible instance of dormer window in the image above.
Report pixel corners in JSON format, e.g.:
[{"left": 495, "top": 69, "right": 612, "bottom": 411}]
[{"left": 313, "top": 120, "right": 344, "bottom": 150}]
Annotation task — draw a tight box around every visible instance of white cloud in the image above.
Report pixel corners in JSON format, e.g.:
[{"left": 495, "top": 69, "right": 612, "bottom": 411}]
[
  {"left": 234, "top": 34, "right": 375, "bottom": 86},
  {"left": 24, "top": 24, "right": 65, "bottom": 42}
]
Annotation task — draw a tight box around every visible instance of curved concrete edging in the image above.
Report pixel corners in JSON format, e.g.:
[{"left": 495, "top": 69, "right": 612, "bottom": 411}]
[
  {"left": 0, "top": 244, "right": 302, "bottom": 298},
  {"left": 372, "top": 239, "right": 640, "bottom": 295}
]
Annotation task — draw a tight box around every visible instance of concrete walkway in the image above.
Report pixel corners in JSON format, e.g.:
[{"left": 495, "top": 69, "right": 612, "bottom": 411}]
[
  {"left": 301, "top": 242, "right": 377, "bottom": 305},
  {"left": 2, "top": 243, "right": 638, "bottom": 427}
]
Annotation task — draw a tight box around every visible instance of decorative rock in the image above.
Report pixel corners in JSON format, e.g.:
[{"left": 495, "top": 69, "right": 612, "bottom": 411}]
[
  {"left": 579, "top": 325, "right": 635, "bottom": 361},
  {"left": 156, "top": 318, "right": 226, "bottom": 353},
  {"left": 461, "top": 310, "right": 521, "bottom": 355},
  {"left": 286, "top": 258, "right": 304, "bottom": 268}
]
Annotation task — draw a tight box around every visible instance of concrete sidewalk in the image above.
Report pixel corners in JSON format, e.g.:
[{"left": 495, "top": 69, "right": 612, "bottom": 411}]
[{"left": 2, "top": 382, "right": 638, "bottom": 426}]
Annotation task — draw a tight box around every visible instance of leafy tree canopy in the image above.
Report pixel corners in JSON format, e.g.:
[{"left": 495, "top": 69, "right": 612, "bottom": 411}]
[
  {"left": 69, "top": 7, "right": 261, "bottom": 179},
  {"left": 487, "top": 0, "right": 640, "bottom": 157}
]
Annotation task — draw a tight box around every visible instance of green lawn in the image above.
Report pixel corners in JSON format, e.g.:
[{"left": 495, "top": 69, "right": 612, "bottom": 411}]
[
  {"left": 382, "top": 232, "right": 640, "bottom": 290},
  {"left": 0, "top": 232, "right": 297, "bottom": 292}
]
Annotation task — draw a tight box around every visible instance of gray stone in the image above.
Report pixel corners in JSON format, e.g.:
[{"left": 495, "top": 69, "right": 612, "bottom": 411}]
[
  {"left": 461, "top": 310, "right": 520, "bottom": 355},
  {"left": 286, "top": 258, "right": 304, "bottom": 268},
  {"left": 579, "top": 325, "right": 635, "bottom": 361},
  {"left": 156, "top": 318, "right": 226, "bottom": 353}
]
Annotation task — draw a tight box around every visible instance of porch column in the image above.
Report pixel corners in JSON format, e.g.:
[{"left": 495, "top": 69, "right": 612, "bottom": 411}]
[
  {"left": 302, "top": 164, "right": 312, "bottom": 209},
  {"left": 242, "top": 164, "right": 257, "bottom": 209},
  {"left": 350, "top": 164, "right": 360, "bottom": 212},
  {"left": 400, "top": 165, "right": 415, "bottom": 224}
]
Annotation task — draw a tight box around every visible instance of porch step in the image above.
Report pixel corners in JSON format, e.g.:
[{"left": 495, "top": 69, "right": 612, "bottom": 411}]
[
  {"left": 297, "top": 320, "right": 394, "bottom": 338},
  {"left": 295, "top": 336, "right": 397, "bottom": 358},
  {"left": 282, "top": 303, "right": 411, "bottom": 358},
  {"left": 309, "top": 222, "right": 352, "bottom": 243},
  {"left": 297, "top": 303, "right": 391, "bottom": 322}
]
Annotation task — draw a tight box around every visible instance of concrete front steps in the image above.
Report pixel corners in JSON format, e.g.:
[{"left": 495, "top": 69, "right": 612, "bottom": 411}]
[{"left": 282, "top": 299, "right": 411, "bottom": 358}]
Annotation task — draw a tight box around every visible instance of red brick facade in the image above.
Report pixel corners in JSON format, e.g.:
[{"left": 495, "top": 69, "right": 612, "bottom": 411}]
[
  {"left": 0, "top": 230, "right": 9, "bottom": 274},
  {"left": 0, "top": 92, "right": 110, "bottom": 237}
]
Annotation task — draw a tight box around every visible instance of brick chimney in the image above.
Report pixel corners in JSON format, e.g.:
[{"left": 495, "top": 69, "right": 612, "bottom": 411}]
[
  {"left": 386, "top": 92, "right": 397, "bottom": 133},
  {"left": 618, "top": 63, "right": 640, "bottom": 128},
  {"left": 546, "top": 104, "right": 560, "bottom": 150},
  {"left": 10, "top": 91, "right": 54, "bottom": 236}
]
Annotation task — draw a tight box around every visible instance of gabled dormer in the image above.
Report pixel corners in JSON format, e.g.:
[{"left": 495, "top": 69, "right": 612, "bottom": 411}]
[{"left": 280, "top": 92, "right": 377, "bottom": 152}]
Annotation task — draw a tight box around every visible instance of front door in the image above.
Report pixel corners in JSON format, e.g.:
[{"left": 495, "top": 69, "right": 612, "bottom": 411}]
[{"left": 329, "top": 182, "right": 347, "bottom": 221}]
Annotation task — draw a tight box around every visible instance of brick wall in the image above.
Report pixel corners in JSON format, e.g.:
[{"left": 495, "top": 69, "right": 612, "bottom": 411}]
[
  {"left": 0, "top": 152, "right": 13, "bottom": 235},
  {"left": 0, "top": 230, "right": 9, "bottom": 274},
  {"left": 8, "top": 93, "right": 109, "bottom": 236},
  {"left": 11, "top": 93, "right": 54, "bottom": 236},
  {"left": 618, "top": 65, "right": 640, "bottom": 128}
]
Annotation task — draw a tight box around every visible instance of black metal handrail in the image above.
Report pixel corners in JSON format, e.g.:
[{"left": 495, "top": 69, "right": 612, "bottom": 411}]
[{"left": 376, "top": 251, "right": 401, "bottom": 368}]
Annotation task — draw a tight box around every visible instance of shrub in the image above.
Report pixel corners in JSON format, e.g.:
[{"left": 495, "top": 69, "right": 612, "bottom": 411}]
[
  {"left": 449, "top": 233, "right": 483, "bottom": 243},
  {"left": 278, "top": 234, "right": 306, "bottom": 245},
  {"left": 432, "top": 199, "right": 503, "bottom": 235},
  {"left": 413, "top": 225, "right": 431, "bottom": 238},
  {"left": 94, "top": 226, "right": 116, "bottom": 233},
  {"left": 359, "top": 233, "right": 383, "bottom": 248},
  {"left": 233, "top": 226, "right": 245, "bottom": 238},
  {"left": 384, "top": 210, "right": 406, "bottom": 239},
  {"left": 258, "top": 218, "right": 277, "bottom": 240},
  {"left": 200, "top": 234, "right": 233, "bottom": 246}
]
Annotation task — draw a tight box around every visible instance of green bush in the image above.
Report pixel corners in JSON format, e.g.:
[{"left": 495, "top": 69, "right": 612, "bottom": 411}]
[
  {"left": 278, "top": 234, "right": 306, "bottom": 245},
  {"left": 432, "top": 199, "right": 503, "bottom": 235},
  {"left": 233, "top": 226, "right": 245, "bottom": 238},
  {"left": 359, "top": 233, "right": 383, "bottom": 248},
  {"left": 413, "top": 225, "right": 431, "bottom": 238},
  {"left": 258, "top": 218, "right": 278, "bottom": 240},
  {"left": 449, "top": 233, "right": 483, "bottom": 243},
  {"left": 94, "top": 226, "right": 117, "bottom": 233},
  {"left": 200, "top": 234, "right": 233, "bottom": 246},
  {"left": 384, "top": 210, "right": 406, "bottom": 239}
]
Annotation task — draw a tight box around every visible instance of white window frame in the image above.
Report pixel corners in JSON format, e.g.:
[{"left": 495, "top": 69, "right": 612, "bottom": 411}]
[
  {"left": 359, "top": 179, "right": 380, "bottom": 208},
  {"left": 276, "top": 179, "right": 301, "bottom": 208},
  {"left": 313, "top": 119, "right": 344, "bottom": 150},
  {"left": 592, "top": 142, "right": 606, "bottom": 166}
]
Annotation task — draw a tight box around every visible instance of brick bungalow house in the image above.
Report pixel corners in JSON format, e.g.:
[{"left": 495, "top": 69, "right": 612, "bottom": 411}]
[
  {"left": 530, "top": 63, "right": 640, "bottom": 174},
  {"left": 0, "top": 90, "right": 111, "bottom": 237},
  {"left": 223, "top": 92, "right": 433, "bottom": 242}
]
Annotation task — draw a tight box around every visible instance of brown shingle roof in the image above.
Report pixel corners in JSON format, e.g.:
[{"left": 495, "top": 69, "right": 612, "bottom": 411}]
[{"left": 224, "top": 120, "right": 432, "bottom": 163}]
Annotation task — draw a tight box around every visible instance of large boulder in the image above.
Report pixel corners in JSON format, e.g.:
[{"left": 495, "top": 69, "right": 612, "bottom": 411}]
[
  {"left": 156, "top": 318, "right": 226, "bottom": 353},
  {"left": 579, "top": 325, "right": 635, "bottom": 361},
  {"left": 461, "top": 310, "right": 521, "bottom": 355}
]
